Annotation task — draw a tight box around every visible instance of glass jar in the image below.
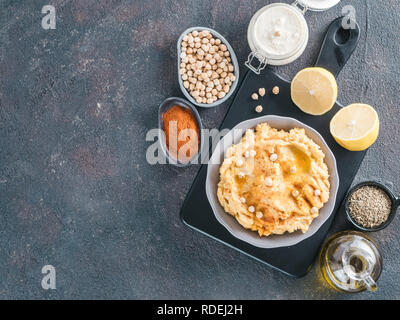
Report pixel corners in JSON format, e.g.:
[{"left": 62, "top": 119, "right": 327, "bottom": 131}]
[{"left": 246, "top": 0, "right": 340, "bottom": 74}]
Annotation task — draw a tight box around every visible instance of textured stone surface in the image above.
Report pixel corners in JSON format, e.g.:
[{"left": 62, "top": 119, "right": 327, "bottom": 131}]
[{"left": 0, "top": 0, "right": 399, "bottom": 299}]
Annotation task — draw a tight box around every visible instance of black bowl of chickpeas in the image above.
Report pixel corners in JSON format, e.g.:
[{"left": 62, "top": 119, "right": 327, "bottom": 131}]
[{"left": 177, "top": 27, "right": 240, "bottom": 108}]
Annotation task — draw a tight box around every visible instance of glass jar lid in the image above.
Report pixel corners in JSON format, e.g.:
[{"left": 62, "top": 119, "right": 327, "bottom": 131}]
[{"left": 296, "top": 0, "right": 340, "bottom": 11}]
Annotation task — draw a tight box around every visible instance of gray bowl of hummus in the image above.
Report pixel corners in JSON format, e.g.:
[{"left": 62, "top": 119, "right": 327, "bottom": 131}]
[{"left": 205, "top": 115, "right": 339, "bottom": 249}]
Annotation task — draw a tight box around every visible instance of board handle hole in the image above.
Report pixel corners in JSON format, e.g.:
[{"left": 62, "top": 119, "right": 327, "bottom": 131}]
[{"left": 335, "top": 27, "right": 351, "bottom": 45}]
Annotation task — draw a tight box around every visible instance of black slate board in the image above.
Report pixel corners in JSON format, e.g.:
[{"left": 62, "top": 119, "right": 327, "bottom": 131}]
[{"left": 180, "top": 18, "right": 364, "bottom": 277}]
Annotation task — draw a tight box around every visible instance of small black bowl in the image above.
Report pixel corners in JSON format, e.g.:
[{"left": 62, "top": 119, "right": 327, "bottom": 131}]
[
  {"left": 158, "top": 97, "right": 204, "bottom": 167},
  {"left": 344, "top": 181, "right": 400, "bottom": 232}
]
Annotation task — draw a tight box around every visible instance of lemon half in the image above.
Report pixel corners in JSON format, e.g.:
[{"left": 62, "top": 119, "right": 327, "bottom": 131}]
[
  {"left": 330, "top": 103, "right": 380, "bottom": 151},
  {"left": 291, "top": 67, "right": 338, "bottom": 116}
]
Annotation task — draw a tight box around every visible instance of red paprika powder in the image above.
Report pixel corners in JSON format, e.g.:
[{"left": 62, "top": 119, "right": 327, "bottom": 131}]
[{"left": 162, "top": 105, "right": 200, "bottom": 162}]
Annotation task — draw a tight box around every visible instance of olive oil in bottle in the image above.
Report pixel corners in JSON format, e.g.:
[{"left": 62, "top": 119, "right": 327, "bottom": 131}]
[{"left": 319, "top": 231, "right": 382, "bottom": 293}]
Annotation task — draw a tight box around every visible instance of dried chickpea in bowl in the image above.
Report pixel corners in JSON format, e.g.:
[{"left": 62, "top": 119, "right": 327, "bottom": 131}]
[{"left": 177, "top": 27, "right": 240, "bottom": 108}]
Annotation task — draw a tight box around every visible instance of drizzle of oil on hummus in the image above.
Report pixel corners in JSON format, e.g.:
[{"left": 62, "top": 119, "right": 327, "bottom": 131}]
[{"left": 217, "top": 123, "right": 330, "bottom": 237}]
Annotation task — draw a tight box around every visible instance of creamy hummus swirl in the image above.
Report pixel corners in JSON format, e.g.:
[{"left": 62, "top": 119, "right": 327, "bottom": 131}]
[{"left": 217, "top": 123, "right": 330, "bottom": 237}]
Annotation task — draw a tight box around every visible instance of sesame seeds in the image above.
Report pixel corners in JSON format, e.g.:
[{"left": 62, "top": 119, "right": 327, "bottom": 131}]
[
  {"left": 256, "top": 212, "right": 263, "bottom": 219},
  {"left": 311, "top": 207, "right": 319, "bottom": 215},
  {"left": 270, "top": 153, "right": 278, "bottom": 162},
  {"left": 292, "top": 190, "right": 299, "bottom": 197},
  {"left": 314, "top": 189, "right": 321, "bottom": 196},
  {"left": 290, "top": 166, "right": 297, "bottom": 174},
  {"left": 348, "top": 185, "right": 392, "bottom": 229},
  {"left": 249, "top": 150, "right": 257, "bottom": 157},
  {"left": 248, "top": 206, "right": 255, "bottom": 213},
  {"left": 240, "top": 197, "right": 246, "bottom": 204}
]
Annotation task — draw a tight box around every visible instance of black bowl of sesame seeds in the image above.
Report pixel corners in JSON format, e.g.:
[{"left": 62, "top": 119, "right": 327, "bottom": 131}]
[{"left": 345, "top": 181, "right": 400, "bottom": 232}]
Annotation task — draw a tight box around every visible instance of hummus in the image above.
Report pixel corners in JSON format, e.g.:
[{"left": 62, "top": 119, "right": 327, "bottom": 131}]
[{"left": 217, "top": 123, "right": 330, "bottom": 237}]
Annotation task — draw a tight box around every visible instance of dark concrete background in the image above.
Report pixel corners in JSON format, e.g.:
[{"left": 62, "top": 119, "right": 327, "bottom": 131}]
[{"left": 0, "top": 0, "right": 399, "bottom": 299}]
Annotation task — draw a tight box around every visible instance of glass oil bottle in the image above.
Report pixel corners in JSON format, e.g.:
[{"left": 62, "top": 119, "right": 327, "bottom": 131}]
[{"left": 319, "top": 231, "right": 382, "bottom": 293}]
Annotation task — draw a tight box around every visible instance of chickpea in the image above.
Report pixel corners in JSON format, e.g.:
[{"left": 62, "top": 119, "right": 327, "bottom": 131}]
[
  {"left": 215, "top": 39, "right": 221, "bottom": 45},
  {"left": 202, "top": 97, "right": 207, "bottom": 104},
  {"left": 223, "top": 85, "right": 230, "bottom": 93},
  {"left": 182, "top": 74, "right": 188, "bottom": 81},
  {"left": 207, "top": 98, "right": 213, "bottom": 104},
  {"left": 201, "top": 44, "right": 209, "bottom": 52},
  {"left": 196, "top": 97, "right": 203, "bottom": 104},
  {"left": 218, "top": 91, "right": 226, "bottom": 99},
  {"left": 220, "top": 44, "right": 227, "bottom": 51},
  {"left": 192, "top": 30, "right": 199, "bottom": 37},
  {"left": 272, "top": 86, "right": 280, "bottom": 95},
  {"left": 184, "top": 81, "right": 190, "bottom": 89}
]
